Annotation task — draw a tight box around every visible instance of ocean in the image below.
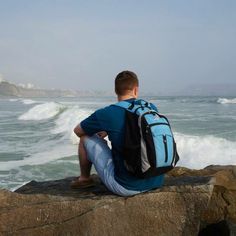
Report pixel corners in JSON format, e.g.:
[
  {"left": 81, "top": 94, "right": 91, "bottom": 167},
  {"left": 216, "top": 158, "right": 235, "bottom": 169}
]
[{"left": 0, "top": 96, "right": 236, "bottom": 191}]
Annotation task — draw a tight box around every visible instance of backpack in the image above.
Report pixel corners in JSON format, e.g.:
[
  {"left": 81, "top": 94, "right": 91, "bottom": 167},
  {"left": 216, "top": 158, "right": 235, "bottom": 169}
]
[{"left": 115, "top": 99, "right": 179, "bottom": 178}]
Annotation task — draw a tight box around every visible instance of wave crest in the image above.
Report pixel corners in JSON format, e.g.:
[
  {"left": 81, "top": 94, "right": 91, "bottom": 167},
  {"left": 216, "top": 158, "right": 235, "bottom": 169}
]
[
  {"left": 52, "top": 106, "right": 93, "bottom": 144},
  {"left": 175, "top": 133, "right": 236, "bottom": 169},
  {"left": 217, "top": 98, "right": 236, "bottom": 104},
  {"left": 18, "top": 102, "right": 65, "bottom": 120},
  {"left": 21, "top": 99, "right": 38, "bottom": 105}
]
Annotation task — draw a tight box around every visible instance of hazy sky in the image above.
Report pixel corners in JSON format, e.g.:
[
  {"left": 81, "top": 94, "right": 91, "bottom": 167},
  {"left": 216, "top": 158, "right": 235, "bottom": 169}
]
[{"left": 0, "top": 0, "right": 235, "bottom": 93}]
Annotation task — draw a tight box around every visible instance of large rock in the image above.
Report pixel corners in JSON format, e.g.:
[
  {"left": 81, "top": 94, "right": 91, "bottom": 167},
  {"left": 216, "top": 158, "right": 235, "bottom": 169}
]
[
  {"left": 169, "top": 165, "right": 236, "bottom": 235},
  {"left": 0, "top": 165, "right": 235, "bottom": 236}
]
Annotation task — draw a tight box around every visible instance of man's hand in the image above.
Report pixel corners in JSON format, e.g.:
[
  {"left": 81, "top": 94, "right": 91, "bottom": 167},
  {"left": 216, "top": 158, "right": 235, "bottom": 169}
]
[{"left": 96, "top": 131, "right": 107, "bottom": 139}]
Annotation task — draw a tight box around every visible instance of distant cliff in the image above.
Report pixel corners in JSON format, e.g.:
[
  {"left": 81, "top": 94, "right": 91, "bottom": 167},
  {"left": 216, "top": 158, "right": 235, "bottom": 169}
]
[{"left": 0, "top": 80, "right": 79, "bottom": 98}]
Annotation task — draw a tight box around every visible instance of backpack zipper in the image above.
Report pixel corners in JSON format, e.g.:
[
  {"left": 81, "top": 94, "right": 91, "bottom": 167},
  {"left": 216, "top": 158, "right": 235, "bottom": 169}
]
[
  {"left": 163, "top": 135, "right": 168, "bottom": 162},
  {"left": 146, "top": 123, "right": 170, "bottom": 134},
  {"left": 149, "top": 122, "right": 170, "bottom": 128}
]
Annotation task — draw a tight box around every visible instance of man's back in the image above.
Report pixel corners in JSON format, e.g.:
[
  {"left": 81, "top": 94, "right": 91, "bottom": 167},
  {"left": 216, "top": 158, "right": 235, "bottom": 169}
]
[{"left": 81, "top": 98, "right": 164, "bottom": 191}]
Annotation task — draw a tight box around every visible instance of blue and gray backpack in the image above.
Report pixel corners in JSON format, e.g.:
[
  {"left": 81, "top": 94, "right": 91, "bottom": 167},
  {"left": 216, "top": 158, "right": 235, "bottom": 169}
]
[{"left": 115, "top": 99, "right": 179, "bottom": 178}]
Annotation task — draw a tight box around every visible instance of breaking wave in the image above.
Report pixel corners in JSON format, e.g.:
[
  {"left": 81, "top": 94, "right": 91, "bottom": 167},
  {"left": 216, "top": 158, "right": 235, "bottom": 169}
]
[
  {"left": 52, "top": 106, "right": 93, "bottom": 144},
  {"left": 18, "top": 102, "right": 66, "bottom": 120},
  {"left": 9, "top": 98, "right": 19, "bottom": 102},
  {"left": 175, "top": 133, "right": 236, "bottom": 169},
  {"left": 21, "top": 99, "right": 38, "bottom": 105},
  {"left": 1, "top": 131, "right": 235, "bottom": 171},
  {"left": 11, "top": 100, "right": 236, "bottom": 171},
  {"left": 217, "top": 98, "right": 236, "bottom": 104}
]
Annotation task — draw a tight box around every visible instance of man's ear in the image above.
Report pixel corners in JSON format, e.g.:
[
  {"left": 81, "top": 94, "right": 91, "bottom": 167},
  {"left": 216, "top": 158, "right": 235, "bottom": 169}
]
[{"left": 134, "top": 86, "right": 139, "bottom": 98}]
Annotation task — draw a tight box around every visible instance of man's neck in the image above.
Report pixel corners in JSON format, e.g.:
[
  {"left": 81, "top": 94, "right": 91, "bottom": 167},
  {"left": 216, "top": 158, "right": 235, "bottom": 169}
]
[{"left": 117, "top": 95, "right": 137, "bottom": 102}]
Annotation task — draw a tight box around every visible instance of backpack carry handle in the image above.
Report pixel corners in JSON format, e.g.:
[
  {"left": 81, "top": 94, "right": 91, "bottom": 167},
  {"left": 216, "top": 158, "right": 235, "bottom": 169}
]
[
  {"left": 127, "top": 100, "right": 150, "bottom": 110},
  {"left": 128, "top": 101, "right": 135, "bottom": 110},
  {"left": 114, "top": 99, "right": 156, "bottom": 115}
]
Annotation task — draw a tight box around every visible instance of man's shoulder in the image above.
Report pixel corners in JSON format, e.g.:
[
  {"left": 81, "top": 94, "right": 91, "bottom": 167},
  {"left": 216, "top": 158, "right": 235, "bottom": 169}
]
[{"left": 94, "top": 103, "right": 124, "bottom": 117}]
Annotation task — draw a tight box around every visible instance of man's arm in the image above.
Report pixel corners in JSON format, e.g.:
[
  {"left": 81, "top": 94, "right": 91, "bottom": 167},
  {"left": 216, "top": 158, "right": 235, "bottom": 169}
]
[
  {"left": 75, "top": 109, "right": 106, "bottom": 138},
  {"left": 74, "top": 124, "right": 107, "bottom": 139},
  {"left": 74, "top": 124, "right": 86, "bottom": 137}
]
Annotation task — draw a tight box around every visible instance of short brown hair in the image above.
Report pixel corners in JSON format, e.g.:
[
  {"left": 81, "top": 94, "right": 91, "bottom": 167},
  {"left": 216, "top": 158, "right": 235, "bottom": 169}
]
[{"left": 115, "top": 71, "right": 139, "bottom": 95}]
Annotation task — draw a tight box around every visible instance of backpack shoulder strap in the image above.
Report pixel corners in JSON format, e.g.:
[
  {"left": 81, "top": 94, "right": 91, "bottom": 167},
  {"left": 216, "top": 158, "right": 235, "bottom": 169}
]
[
  {"left": 113, "top": 101, "right": 133, "bottom": 110},
  {"left": 114, "top": 99, "right": 152, "bottom": 113}
]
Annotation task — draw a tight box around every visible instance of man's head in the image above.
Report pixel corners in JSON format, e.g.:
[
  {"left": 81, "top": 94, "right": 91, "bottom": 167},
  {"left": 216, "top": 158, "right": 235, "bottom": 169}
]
[{"left": 115, "top": 71, "right": 139, "bottom": 98}]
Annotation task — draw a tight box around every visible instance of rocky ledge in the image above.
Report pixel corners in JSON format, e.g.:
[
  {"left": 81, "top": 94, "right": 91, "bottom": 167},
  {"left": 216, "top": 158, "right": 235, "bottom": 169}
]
[{"left": 0, "top": 165, "right": 235, "bottom": 236}]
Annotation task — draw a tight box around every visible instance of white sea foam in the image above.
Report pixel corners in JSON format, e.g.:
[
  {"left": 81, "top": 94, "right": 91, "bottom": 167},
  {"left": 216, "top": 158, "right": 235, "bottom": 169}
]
[
  {"left": 0, "top": 132, "right": 235, "bottom": 171},
  {"left": 217, "top": 98, "right": 236, "bottom": 104},
  {"left": 52, "top": 106, "right": 93, "bottom": 144},
  {"left": 9, "top": 98, "right": 19, "bottom": 102},
  {"left": 7, "top": 98, "right": 36, "bottom": 105},
  {"left": 0, "top": 144, "right": 75, "bottom": 171},
  {"left": 18, "top": 102, "right": 65, "bottom": 120},
  {"left": 175, "top": 133, "right": 236, "bottom": 169},
  {"left": 52, "top": 110, "right": 236, "bottom": 169},
  {"left": 21, "top": 99, "right": 38, "bottom": 105}
]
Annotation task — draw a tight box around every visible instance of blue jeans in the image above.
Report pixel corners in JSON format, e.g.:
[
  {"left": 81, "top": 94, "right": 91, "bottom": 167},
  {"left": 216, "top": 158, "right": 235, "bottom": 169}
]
[{"left": 84, "top": 135, "right": 143, "bottom": 197}]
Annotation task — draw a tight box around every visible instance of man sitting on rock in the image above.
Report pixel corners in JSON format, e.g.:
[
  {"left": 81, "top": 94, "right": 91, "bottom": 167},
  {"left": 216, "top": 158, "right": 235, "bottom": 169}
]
[{"left": 72, "top": 71, "right": 164, "bottom": 196}]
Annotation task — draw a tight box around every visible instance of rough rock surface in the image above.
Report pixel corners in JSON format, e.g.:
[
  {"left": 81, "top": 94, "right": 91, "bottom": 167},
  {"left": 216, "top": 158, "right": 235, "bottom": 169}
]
[
  {"left": 169, "top": 165, "right": 236, "bottom": 235},
  {"left": 0, "top": 165, "right": 235, "bottom": 236}
]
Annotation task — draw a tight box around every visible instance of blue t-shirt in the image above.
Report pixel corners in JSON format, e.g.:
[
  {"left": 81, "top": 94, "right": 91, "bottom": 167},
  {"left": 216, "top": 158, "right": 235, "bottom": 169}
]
[{"left": 80, "top": 99, "right": 164, "bottom": 191}]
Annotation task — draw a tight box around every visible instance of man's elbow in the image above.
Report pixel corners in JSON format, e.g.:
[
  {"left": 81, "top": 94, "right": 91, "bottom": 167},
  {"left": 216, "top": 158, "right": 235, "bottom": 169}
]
[
  {"left": 73, "top": 125, "right": 84, "bottom": 137},
  {"left": 73, "top": 127, "right": 79, "bottom": 136}
]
